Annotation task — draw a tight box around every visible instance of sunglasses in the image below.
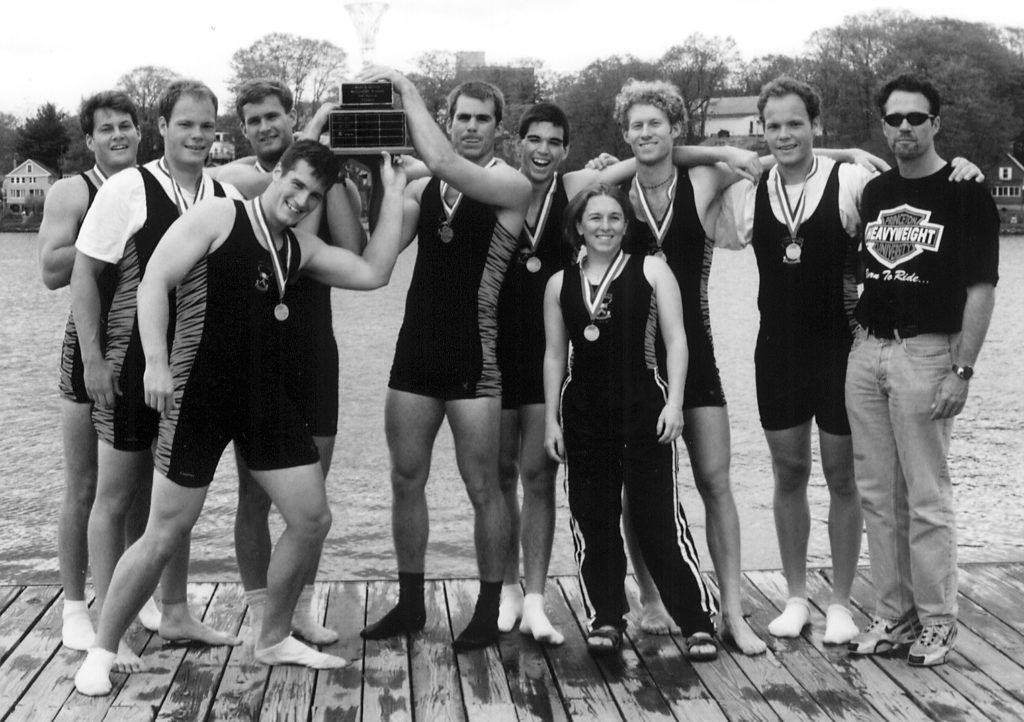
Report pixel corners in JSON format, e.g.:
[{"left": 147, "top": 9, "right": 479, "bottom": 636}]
[{"left": 882, "top": 112, "right": 935, "bottom": 127}]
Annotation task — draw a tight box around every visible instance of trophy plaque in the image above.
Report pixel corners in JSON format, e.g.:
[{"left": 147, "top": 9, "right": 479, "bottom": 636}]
[
  {"left": 329, "top": 81, "right": 412, "bottom": 155},
  {"left": 328, "top": 2, "right": 413, "bottom": 155}
]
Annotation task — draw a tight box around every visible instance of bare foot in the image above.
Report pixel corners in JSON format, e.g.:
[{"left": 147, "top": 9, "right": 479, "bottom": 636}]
[
  {"left": 639, "top": 599, "right": 681, "bottom": 635},
  {"left": 721, "top": 612, "right": 767, "bottom": 655},
  {"left": 113, "top": 638, "right": 147, "bottom": 673},
  {"left": 159, "top": 603, "right": 241, "bottom": 647}
]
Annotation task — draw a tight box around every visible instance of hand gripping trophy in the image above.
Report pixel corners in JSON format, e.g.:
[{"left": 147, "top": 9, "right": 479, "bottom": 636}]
[{"left": 329, "top": 2, "right": 413, "bottom": 154}]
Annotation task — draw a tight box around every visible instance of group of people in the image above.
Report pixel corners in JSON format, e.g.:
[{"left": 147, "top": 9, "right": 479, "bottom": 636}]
[{"left": 35, "top": 62, "right": 997, "bottom": 698}]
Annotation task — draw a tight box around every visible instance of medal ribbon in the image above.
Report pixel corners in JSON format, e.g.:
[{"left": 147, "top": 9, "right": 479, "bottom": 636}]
[
  {"left": 440, "top": 157, "right": 499, "bottom": 222},
  {"left": 251, "top": 198, "right": 291, "bottom": 305},
  {"left": 580, "top": 250, "right": 628, "bottom": 323},
  {"left": 773, "top": 156, "right": 818, "bottom": 239},
  {"left": 633, "top": 169, "right": 678, "bottom": 252},
  {"left": 91, "top": 165, "right": 108, "bottom": 185},
  {"left": 157, "top": 157, "right": 205, "bottom": 216},
  {"left": 523, "top": 172, "right": 558, "bottom": 251}
]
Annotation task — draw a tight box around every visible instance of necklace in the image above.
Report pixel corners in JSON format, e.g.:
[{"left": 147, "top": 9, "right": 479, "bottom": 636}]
[{"left": 639, "top": 173, "right": 674, "bottom": 191}]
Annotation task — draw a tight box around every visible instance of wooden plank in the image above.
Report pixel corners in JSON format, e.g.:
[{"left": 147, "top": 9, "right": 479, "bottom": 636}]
[
  {"left": 445, "top": 578, "right": 516, "bottom": 721},
  {"left": 205, "top": 596, "right": 269, "bottom": 722},
  {"left": 847, "top": 570, "right": 991, "bottom": 721},
  {"left": 361, "top": 579, "right": 412, "bottom": 721},
  {"left": 655, "top": 574, "right": 779, "bottom": 722},
  {"left": 103, "top": 582, "right": 218, "bottom": 721},
  {"left": 258, "top": 582, "right": 332, "bottom": 722},
  {"left": 0, "top": 586, "right": 24, "bottom": 618},
  {"left": 408, "top": 579, "right": 463, "bottom": 721},
  {"left": 802, "top": 571, "right": 934, "bottom": 722},
  {"left": 0, "top": 585, "right": 59, "bottom": 665},
  {"left": 311, "top": 581, "right": 368, "bottom": 722},
  {"left": 621, "top": 575, "right": 727, "bottom": 722},
  {"left": 959, "top": 564, "right": 1024, "bottom": 634},
  {"left": 536, "top": 577, "right": 620, "bottom": 720},
  {"left": 492, "top": 583, "right": 568, "bottom": 722},
  {"left": 559, "top": 574, "right": 674, "bottom": 719},
  {"left": 747, "top": 569, "right": 917, "bottom": 722},
  {"left": 3, "top": 590, "right": 76, "bottom": 722},
  {"left": 154, "top": 582, "right": 247, "bottom": 722}
]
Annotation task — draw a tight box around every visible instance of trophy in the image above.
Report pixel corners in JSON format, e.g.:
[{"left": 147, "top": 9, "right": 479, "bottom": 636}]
[{"left": 328, "top": 2, "right": 413, "bottom": 155}]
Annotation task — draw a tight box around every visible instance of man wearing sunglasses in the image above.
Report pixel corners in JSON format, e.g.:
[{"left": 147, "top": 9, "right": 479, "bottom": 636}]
[{"left": 845, "top": 74, "right": 999, "bottom": 667}]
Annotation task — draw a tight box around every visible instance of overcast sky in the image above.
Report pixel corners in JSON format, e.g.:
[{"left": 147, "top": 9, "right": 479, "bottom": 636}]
[{"left": 4, "top": 0, "right": 1020, "bottom": 118}]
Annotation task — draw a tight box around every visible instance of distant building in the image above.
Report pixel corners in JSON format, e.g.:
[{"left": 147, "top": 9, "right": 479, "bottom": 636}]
[
  {"left": 989, "top": 152, "right": 1024, "bottom": 210},
  {"left": 703, "top": 96, "right": 762, "bottom": 138},
  {"left": 701, "top": 96, "right": 825, "bottom": 139},
  {"left": 2, "top": 159, "right": 57, "bottom": 212},
  {"left": 209, "top": 132, "right": 236, "bottom": 166}
]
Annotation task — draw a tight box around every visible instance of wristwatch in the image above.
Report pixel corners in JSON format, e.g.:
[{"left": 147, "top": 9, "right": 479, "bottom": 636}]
[{"left": 952, "top": 364, "right": 974, "bottom": 381}]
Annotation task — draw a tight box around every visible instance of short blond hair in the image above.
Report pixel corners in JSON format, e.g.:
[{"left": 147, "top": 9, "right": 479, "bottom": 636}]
[{"left": 613, "top": 78, "right": 686, "bottom": 130}]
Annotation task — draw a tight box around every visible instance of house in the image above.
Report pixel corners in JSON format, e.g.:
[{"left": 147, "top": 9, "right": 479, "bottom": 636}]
[
  {"left": 703, "top": 96, "right": 762, "bottom": 138},
  {"left": 989, "top": 152, "right": 1024, "bottom": 211},
  {"left": 2, "top": 159, "right": 57, "bottom": 212}
]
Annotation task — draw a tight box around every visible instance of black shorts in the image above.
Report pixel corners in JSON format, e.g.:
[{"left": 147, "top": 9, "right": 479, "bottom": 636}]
[
  {"left": 154, "top": 374, "right": 320, "bottom": 489},
  {"left": 389, "top": 338, "right": 501, "bottom": 401},
  {"left": 58, "top": 312, "right": 90, "bottom": 404},
  {"left": 754, "top": 332, "right": 851, "bottom": 436},
  {"left": 91, "top": 331, "right": 159, "bottom": 451}
]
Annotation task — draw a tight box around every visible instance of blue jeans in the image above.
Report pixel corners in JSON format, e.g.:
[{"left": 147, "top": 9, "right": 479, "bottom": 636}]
[{"left": 845, "top": 327, "right": 957, "bottom": 625}]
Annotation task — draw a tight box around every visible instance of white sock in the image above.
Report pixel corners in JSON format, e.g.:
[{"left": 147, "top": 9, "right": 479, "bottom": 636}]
[
  {"left": 498, "top": 583, "right": 524, "bottom": 633},
  {"left": 244, "top": 588, "right": 267, "bottom": 651},
  {"left": 768, "top": 597, "right": 811, "bottom": 638},
  {"left": 74, "top": 647, "right": 116, "bottom": 696},
  {"left": 520, "top": 593, "right": 564, "bottom": 645},
  {"left": 291, "top": 585, "right": 339, "bottom": 645},
  {"left": 823, "top": 604, "right": 859, "bottom": 645},
  {"left": 62, "top": 600, "right": 95, "bottom": 651},
  {"left": 138, "top": 597, "right": 161, "bottom": 632},
  {"left": 255, "top": 636, "right": 348, "bottom": 669}
]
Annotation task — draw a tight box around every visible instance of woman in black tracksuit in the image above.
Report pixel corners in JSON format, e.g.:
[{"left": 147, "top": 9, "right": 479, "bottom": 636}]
[{"left": 542, "top": 183, "right": 718, "bottom": 658}]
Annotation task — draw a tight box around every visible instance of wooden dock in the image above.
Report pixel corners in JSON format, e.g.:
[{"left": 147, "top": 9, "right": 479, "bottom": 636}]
[{"left": 2, "top": 563, "right": 1023, "bottom": 721}]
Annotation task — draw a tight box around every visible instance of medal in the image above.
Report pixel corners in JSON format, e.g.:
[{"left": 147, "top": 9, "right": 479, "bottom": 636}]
[
  {"left": 774, "top": 158, "right": 817, "bottom": 266},
  {"left": 251, "top": 198, "right": 293, "bottom": 322},
  {"left": 439, "top": 158, "right": 498, "bottom": 244},
  {"left": 579, "top": 250, "right": 628, "bottom": 342},
  {"left": 654, "top": 250, "right": 666, "bottom": 261},
  {"left": 784, "top": 239, "right": 803, "bottom": 264},
  {"left": 526, "top": 256, "right": 542, "bottom": 273}
]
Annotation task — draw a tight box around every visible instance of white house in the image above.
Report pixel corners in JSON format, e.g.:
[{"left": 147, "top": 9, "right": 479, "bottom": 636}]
[{"left": 3, "top": 159, "right": 57, "bottom": 212}]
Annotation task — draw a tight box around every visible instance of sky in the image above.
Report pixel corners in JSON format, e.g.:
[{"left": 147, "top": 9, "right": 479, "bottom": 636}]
[{"left": 3, "top": 0, "right": 1021, "bottom": 119}]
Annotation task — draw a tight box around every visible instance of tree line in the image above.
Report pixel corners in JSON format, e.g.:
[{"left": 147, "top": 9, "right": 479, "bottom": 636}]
[{"left": 3, "top": 11, "right": 1023, "bottom": 181}]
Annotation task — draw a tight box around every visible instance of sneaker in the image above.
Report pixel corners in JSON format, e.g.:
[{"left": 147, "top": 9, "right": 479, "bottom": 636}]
[
  {"left": 847, "top": 610, "right": 922, "bottom": 655},
  {"left": 908, "top": 621, "right": 957, "bottom": 667}
]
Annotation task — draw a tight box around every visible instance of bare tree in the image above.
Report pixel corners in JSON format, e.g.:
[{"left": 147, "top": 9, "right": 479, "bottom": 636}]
[{"left": 228, "top": 33, "right": 349, "bottom": 111}]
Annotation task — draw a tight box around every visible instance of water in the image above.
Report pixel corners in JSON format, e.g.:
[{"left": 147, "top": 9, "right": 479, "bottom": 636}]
[{"left": 2, "top": 232, "right": 1022, "bottom": 583}]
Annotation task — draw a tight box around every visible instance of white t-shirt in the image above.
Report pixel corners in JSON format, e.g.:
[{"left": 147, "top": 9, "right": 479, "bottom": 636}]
[
  {"left": 714, "top": 157, "right": 875, "bottom": 250},
  {"left": 76, "top": 159, "right": 241, "bottom": 263}
]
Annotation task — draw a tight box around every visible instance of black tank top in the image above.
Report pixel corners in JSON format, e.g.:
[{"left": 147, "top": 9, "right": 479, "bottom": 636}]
[
  {"left": 561, "top": 253, "right": 659, "bottom": 396},
  {"left": 396, "top": 176, "right": 503, "bottom": 380},
  {"left": 751, "top": 162, "right": 854, "bottom": 344},
  {"left": 174, "top": 201, "right": 303, "bottom": 387}
]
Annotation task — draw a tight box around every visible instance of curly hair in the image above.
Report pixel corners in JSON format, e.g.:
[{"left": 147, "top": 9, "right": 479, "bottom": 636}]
[{"left": 613, "top": 78, "right": 686, "bottom": 130}]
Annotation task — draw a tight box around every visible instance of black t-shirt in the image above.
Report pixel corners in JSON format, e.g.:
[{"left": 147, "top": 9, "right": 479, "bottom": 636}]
[{"left": 856, "top": 164, "right": 999, "bottom": 335}]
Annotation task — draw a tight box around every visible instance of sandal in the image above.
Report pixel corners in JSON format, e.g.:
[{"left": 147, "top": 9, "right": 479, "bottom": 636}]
[
  {"left": 685, "top": 631, "right": 719, "bottom": 662},
  {"left": 586, "top": 625, "right": 622, "bottom": 654}
]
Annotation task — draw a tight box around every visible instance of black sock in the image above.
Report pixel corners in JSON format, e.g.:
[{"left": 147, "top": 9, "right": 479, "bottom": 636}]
[
  {"left": 360, "top": 572, "right": 426, "bottom": 640},
  {"left": 452, "top": 580, "right": 502, "bottom": 652}
]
